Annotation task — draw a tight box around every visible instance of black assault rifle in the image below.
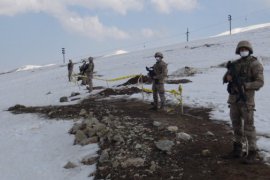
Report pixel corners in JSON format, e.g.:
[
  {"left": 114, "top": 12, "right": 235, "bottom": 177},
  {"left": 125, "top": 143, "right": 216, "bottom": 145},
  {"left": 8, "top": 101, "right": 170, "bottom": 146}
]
[
  {"left": 224, "top": 61, "right": 247, "bottom": 104},
  {"left": 146, "top": 66, "right": 159, "bottom": 84}
]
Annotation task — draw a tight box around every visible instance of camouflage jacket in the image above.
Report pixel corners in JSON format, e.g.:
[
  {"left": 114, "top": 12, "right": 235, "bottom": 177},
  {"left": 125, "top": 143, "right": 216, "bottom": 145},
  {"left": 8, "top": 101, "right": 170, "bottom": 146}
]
[
  {"left": 153, "top": 60, "right": 168, "bottom": 83},
  {"left": 68, "top": 62, "right": 74, "bottom": 71},
  {"left": 85, "top": 62, "right": 95, "bottom": 76},
  {"left": 225, "top": 56, "right": 264, "bottom": 106}
]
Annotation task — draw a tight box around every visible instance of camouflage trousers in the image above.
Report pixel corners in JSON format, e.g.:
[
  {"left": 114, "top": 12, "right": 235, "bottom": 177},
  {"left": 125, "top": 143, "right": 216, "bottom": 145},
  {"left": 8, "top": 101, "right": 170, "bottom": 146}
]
[
  {"left": 80, "top": 73, "right": 87, "bottom": 85},
  {"left": 230, "top": 103, "right": 257, "bottom": 151},
  {"left": 86, "top": 74, "right": 93, "bottom": 92},
  {"left": 68, "top": 71, "right": 73, "bottom": 82},
  {"left": 152, "top": 83, "right": 165, "bottom": 108}
]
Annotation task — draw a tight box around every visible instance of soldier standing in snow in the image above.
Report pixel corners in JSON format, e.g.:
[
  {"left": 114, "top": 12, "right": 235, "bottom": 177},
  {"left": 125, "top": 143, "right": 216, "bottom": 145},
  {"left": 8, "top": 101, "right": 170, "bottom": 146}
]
[
  {"left": 223, "top": 40, "right": 264, "bottom": 164},
  {"left": 79, "top": 60, "right": 87, "bottom": 85},
  {"left": 149, "top": 52, "right": 168, "bottom": 110},
  {"left": 85, "top": 57, "right": 95, "bottom": 92},
  {"left": 67, "top": 59, "right": 74, "bottom": 82}
]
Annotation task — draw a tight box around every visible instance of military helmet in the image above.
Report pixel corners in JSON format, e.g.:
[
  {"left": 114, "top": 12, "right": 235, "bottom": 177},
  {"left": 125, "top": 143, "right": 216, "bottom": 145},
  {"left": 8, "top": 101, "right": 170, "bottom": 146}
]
[
  {"left": 88, "top": 56, "right": 94, "bottom": 61},
  {"left": 235, "top": 40, "right": 253, "bottom": 55},
  {"left": 154, "top": 52, "right": 163, "bottom": 59}
]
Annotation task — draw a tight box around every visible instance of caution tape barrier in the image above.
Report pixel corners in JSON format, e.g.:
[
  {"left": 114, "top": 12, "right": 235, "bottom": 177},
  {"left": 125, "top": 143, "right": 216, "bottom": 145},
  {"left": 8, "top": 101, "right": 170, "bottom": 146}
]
[
  {"left": 94, "top": 74, "right": 140, "bottom": 82},
  {"left": 72, "top": 72, "right": 184, "bottom": 114}
]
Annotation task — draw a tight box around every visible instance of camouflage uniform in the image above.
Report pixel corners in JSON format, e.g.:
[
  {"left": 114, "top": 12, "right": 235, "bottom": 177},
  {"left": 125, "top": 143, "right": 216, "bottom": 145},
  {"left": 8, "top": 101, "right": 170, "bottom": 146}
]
[
  {"left": 67, "top": 60, "right": 74, "bottom": 82},
  {"left": 85, "top": 57, "right": 95, "bottom": 92},
  {"left": 224, "top": 41, "right": 264, "bottom": 163},
  {"left": 79, "top": 61, "right": 87, "bottom": 85},
  {"left": 152, "top": 52, "right": 168, "bottom": 109}
]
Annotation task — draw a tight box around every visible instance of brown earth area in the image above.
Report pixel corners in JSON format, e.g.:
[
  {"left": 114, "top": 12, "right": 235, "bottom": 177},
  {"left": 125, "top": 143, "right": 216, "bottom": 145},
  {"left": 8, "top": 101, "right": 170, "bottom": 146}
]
[{"left": 8, "top": 88, "right": 270, "bottom": 180}]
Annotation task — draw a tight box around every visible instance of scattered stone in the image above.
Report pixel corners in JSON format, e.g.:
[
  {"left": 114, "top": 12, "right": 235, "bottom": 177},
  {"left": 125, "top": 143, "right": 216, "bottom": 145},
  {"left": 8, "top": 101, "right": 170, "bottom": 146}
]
[
  {"left": 81, "top": 136, "right": 99, "bottom": 145},
  {"left": 69, "top": 123, "right": 81, "bottom": 134},
  {"left": 46, "top": 91, "right": 52, "bottom": 95},
  {"left": 48, "top": 111, "right": 54, "bottom": 116},
  {"left": 135, "top": 144, "right": 142, "bottom": 149},
  {"left": 95, "top": 123, "right": 107, "bottom": 132},
  {"left": 71, "top": 92, "right": 80, "bottom": 97},
  {"left": 112, "top": 134, "right": 124, "bottom": 144},
  {"left": 74, "top": 130, "right": 87, "bottom": 145},
  {"left": 116, "top": 125, "right": 125, "bottom": 129},
  {"left": 63, "top": 161, "right": 77, "bottom": 169},
  {"left": 150, "top": 161, "right": 157, "bottom": 172},
  {"left": 81, "top": 155, "right": 97, "bottom": 165},
  {"left": 112, "top": 161, "right": 120, "bottom": 168},
  {"left": 99, "top": 149, "right": 110, "bottom": 163},
  {"left": 217, "top": 161, "right": 224, "bottom": 165},
  {"left": 167, "top": 126, "right": 179, "bottom": 132},
  {"left": 101, "top": 116, "right": 112, "bottom": 124},
  {"left": 205, "top": 131, "right": 215, "bottom": 137},
  {"left": 84, "top": 127, "right": 96, "bottom": 138},
  {"left": 155, "top": 140, "right": 175, "bottom": 152},
  {"left": 121, "top": 158, "right": 145, "bottom": 168},
  {"left": 79, "top": 109, "right": 88, "bottom": 116},
  {"left": 202, "top": 149, "right": 211, "bottom": 157},
  {"left": 153, "top": 121, "right": 161, "bottom": 127},
  {"left": 176, "top": 132, "right": 192, "bottom": 142},
  {"left": 60, "top": 96, "right": 68, "bottom": 102},
  {"left": 106, "top": 174, "right": 111, "bottom": 179},
  {"left": 98, "top": 166, "right": 109, "bottom": 172}
]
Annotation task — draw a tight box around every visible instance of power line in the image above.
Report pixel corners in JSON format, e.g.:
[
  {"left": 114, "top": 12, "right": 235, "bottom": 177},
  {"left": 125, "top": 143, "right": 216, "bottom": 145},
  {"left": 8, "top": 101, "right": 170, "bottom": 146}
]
[
  {"left": 64, "top": 7, "right": 270, "bottom": 62},
  {"left": 228, "top": 15, "right": 232, "bottom": 35}
]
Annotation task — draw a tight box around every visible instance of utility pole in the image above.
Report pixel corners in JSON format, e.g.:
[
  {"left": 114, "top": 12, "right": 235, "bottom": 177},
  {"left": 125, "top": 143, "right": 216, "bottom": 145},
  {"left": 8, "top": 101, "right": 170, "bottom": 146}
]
[
  {"left": 186, "top": 28, "right": 189, "bottom": 42},
  {"left": 228, "top": 15, "right": 232, "bottom": 35},
  {"left": 62, "top": 48, "right": 65, "bottom": 64}
]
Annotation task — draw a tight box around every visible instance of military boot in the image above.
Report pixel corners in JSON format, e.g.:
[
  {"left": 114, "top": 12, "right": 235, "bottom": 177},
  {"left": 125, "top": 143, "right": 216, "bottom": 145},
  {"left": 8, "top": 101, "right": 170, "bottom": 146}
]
[
  {"left": 149, "top": 106, "right": 158, "bottom": 111},
  {"left": 150, "top": 100, "right": 158, "bottom": 111},
  {"left": 241, "top": 150, "right": 259, "bottom": 164},
  {"left": 160, "top": 103, "right": 165, "bottom": 110},
  {"left": 223, "top": 142, "right": 242, "bottom": 159}
]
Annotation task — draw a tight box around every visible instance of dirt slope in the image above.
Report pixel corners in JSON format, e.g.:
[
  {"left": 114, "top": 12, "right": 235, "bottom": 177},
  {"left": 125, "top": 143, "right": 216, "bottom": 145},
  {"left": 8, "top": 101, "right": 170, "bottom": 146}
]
[{"left": 8, "top": 93, "right": 270, "bottom": 180}]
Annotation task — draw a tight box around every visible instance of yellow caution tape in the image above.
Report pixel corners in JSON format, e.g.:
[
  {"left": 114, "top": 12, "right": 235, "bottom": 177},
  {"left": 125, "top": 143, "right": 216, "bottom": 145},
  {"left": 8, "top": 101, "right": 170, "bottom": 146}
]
[
  {"left": 94, "top": 74, "right": 140, "bottom": 82},
  {"left": 142, "top": 85, "right": 182, "bottom": 97},
  {"left": 142, "top": 88, "right": 153, "bottom": 93},
  {"left": 178, "top": 84, "right": 183, "bottom": 94},
  {"left": 72, "top": 73, "right": 87, "bottom": 78},
  {"left": 142, "top": 85, "right": 183, "bottom": 114}
]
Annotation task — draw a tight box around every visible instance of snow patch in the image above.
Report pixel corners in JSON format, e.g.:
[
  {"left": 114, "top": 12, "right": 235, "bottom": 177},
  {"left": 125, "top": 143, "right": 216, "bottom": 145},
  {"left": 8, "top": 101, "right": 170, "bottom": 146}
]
[
  {"left": 215, "top": 22, "right": 270, "bottom": 37},
  {"left": 16, "top": 64, "right": 56, "bottom": 72},
  {"left": 103, "top": 50, "right": 128, "bottom": 57}
]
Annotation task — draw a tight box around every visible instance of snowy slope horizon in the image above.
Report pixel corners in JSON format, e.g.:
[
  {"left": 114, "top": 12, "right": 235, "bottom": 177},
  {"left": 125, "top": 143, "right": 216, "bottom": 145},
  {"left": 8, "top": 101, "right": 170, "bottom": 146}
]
[
  {"left": 1, "top": 22, "right": 270, "bottom": 75},
  {"left": 215, "top": 22, "right": 270, "bottom": 37}
]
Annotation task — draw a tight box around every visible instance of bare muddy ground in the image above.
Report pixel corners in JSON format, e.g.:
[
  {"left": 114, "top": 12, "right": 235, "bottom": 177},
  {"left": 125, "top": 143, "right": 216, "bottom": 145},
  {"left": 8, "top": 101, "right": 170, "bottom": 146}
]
[{"left": 8, "top": 88, "right": 270, "bottom": 180}]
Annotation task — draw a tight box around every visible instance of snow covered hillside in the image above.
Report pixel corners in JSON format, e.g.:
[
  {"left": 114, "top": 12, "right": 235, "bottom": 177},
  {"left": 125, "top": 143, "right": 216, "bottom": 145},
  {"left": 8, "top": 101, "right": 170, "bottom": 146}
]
[
  {"left": 216, "top": 22, "right": 270, "bottom": 37},
  {"left": 0, "top": 65, "right": 98, "bottom": 180},
  {"left": 0, "top": 22, "right": 270, "bottom": 179}
]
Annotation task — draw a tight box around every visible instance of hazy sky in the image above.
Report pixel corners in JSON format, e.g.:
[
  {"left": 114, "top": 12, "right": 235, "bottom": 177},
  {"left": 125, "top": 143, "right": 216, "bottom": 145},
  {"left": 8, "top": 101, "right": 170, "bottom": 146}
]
[{"left": 1, "top": 0, "right": 270, "bottom": 71}]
